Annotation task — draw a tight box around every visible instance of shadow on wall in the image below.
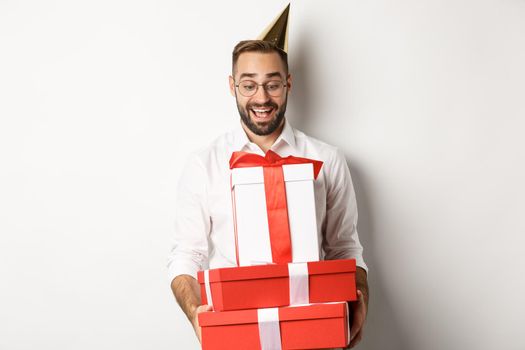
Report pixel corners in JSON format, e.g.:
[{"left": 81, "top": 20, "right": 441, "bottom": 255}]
[
  {"left": 287, "top": 32, "right": 315, "bottom": 135},
  {"left": 290, "top": 28, "right": 410, "bottom": 350},
  {"left": 348, "top": 162, "right": 410, "bottom": 350}
]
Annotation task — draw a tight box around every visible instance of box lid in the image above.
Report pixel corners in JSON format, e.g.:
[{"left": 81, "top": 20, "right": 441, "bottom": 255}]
[
  {"left": 231, "top": 163, "right": 314, "bottom": 187},
  {"left": 197, "top": 259, "right": 356, "bottom": 283},
  {"left": 198, "top": 302, "right": 347, "bottom": 327}
]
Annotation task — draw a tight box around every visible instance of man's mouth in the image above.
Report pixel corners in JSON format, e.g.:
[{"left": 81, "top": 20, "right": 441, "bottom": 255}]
[{"left": 249, "top": 106, "right": 275, "bottom": 120}]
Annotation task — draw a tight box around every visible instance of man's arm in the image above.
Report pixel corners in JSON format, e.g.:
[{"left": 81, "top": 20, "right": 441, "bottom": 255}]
[
  {"left": 167, "top": 155, "right": 211, "bottom": 342},
  {"left": 171, "top": 274, "right": 211, "bottom": 343},
  {"left": 322, "top": 148, "right": 369, "bottom": 348}
]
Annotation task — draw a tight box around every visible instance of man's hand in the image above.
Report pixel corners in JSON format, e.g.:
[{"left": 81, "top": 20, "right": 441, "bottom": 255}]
[
  {"left": 346, "top": 267, "right": 369, "bottom": 349},
  {"left": 347, "top": 289, "right": 367, "bottom": 348},
  {"left": 191, "top": 304, "right": 213, "bottom": 343}
]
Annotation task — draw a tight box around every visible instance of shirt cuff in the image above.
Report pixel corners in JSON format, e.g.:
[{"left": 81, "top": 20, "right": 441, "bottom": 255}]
[
  {"left": 325, "top": 252, "right": 368, "bottom": 274},
  {"left": 167, "top": 259, "right": 202, "bottom": 286},
  {"left": 354, "top": 256, "right": 368, "bottom": 274}
]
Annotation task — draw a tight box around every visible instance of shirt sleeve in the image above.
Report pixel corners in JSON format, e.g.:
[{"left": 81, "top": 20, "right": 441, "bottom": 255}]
[
  {"left": 166, "top": 154, "right": 210, "bottom": 284},
  {"left": 323, "top": 148, "right": 368, "bottom": 273}
]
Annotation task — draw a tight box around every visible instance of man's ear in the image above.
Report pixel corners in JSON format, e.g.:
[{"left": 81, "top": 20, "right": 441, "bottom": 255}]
[
  {"left": 286, "top": 73, "right": 292, "bottom": 94},
  {"left": 229, "top": 75, "right": 236, "bottom": 97}
]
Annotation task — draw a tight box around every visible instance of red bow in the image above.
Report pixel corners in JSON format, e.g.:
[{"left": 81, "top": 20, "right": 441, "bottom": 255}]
[{"left": 230, "top": 150, "right": 323, "bottom": 264}]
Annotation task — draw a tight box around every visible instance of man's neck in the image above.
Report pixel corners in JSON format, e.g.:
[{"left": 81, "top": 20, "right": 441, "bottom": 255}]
[{"left": 241, "top": 119, "right": 285, "bottom": 154}]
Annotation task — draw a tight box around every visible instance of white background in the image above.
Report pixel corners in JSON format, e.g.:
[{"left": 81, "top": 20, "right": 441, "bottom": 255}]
[{"left": 1, "top": 1, "right": 524, "bottom": 349}]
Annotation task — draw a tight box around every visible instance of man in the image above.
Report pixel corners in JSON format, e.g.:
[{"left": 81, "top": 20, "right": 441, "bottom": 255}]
[{"left": 168, "top": 38, "right": 369, "bottom": 349}]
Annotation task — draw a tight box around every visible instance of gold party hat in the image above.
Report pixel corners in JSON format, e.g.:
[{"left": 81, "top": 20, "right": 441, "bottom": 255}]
[{"left": 257, "top": 3, "right": 290, "bottom": 53}]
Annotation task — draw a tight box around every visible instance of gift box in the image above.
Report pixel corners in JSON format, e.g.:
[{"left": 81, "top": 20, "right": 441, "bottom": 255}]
[
  {"left": 229, "top": 151, "right": 324, "bottom": 266},
  {"left": 198, "top": 259, "right": 357, "bottom": 312},
  {"left": 199, "top": 302, "right": 350, "bottom": 350}
]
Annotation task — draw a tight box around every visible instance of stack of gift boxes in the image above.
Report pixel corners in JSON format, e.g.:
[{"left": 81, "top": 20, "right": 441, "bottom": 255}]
[{"left": 197, "top": 151, "right": 358, "bottom": 350}]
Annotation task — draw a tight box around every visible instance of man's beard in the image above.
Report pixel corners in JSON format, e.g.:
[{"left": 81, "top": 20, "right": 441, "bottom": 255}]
[{"left": 236, "top": 96, "right": 287, "bottom": 136}]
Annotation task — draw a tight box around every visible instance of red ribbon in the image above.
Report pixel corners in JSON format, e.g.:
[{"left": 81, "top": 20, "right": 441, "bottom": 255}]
[{"left": 230, "top": 150, "right": 323, "bottom": 264}]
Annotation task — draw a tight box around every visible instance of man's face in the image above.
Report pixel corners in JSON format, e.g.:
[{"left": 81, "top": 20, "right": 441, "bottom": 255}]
[{"left": 229, "top": 52, "right": 292, "bottom": 136}]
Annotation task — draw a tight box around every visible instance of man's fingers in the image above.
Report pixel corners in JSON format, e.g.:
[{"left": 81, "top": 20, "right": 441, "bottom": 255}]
[
  {"left": 193, "top": 304, "right": 213, "bottom": 331},
  {"left": 193, "top": 305, "right": 213, "bottom": 344},
  {"left": 349, "top": 313, "right": 363, "bottom": 342},
  {"left": 347, "top": 289, "right": 367, "bottom": 347},
  {"left": 349, "top": 291, "right": 366, "bottom": 342},
  {"left": 195, "top": 304, "right": 213, "bottom": 318},
  {"left": 200, "top": 304, "right": 213, "bottom": 312},
  {"left": 357, "top": 289, "right": 364, "bottom": 302},
  {"left": 348, "top": 329, "right": 362, "bottom": 348},
  {"left": 195, "top": 305, "right": 213, "bottom": 327}
]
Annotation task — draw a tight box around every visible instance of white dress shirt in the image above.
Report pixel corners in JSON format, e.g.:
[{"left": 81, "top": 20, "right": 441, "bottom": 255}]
[{"left": 167, "top": 119, "right": 367, "bottom": 283}]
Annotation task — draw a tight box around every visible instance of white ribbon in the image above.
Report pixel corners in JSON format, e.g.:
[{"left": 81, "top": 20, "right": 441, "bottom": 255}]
[
  {"left": 257, "top": 308, "right": 282, "bottom": 350},
  {"left": 203, "top": 270, "right": 213, "bottom": 309},
  {"left": 287, "top": 263, "right": 310, "bottom": 305}
]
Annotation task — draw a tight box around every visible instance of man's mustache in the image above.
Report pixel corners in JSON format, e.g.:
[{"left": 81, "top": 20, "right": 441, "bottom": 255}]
[{"left": 247, "top": 102, "right": 278, "bottom": 109}]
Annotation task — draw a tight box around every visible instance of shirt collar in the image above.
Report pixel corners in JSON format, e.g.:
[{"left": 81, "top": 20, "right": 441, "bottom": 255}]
[
  {"left": 274, "top": 118, "right": 296, "bottom": 150},
  {"left": 232, "top": 118, "right": 296, "bottom": 152}
]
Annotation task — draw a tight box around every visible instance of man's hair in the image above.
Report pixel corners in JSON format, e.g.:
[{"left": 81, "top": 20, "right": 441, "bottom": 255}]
[{"left": 232, "top": 40, "right": 288, "bottom": 75}]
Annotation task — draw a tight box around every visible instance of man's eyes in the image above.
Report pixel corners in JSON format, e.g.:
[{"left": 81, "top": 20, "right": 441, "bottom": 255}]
[
  {"left": 240, "top": 81, "right": 282, "bottom": 92},
  {"left": 266, "top": 83, "right": 280, "bottom": 90}
]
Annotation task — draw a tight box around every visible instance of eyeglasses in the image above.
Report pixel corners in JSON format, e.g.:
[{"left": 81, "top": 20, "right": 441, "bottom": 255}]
[{"left": 235, "top": 80, "right": 287, "bottom": 97}]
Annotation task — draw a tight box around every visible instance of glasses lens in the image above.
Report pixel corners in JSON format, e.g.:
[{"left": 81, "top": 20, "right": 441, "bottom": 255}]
[
  {"left": 265, "top": 81, "right": 284, "bottom": 97},
  {"left": 237, "top": 80, "right": 285, "bottom": 97},
  {"left": 239, "top": 81, "right": 257, "bottom": 97}
]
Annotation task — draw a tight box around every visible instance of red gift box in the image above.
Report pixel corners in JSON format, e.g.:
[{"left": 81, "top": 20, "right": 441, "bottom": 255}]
[
  {"left": 199, "top": 302, "right": 350, "bottom": 350},
  {"left": 198, "top": 259, "right": 357, "bottom": 312}
]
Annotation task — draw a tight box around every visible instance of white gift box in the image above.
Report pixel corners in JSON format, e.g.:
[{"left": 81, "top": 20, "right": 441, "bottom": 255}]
[{"left": 231, "top": 163, "right": 320, "bottom": 266}]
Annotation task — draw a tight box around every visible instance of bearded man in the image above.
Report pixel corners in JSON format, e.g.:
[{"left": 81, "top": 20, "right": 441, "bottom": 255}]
[{"left": 168, "top": 38, "right": 369, "bottom": 349}]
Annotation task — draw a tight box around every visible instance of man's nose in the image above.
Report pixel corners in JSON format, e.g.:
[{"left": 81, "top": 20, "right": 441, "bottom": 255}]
[{"left": 252, "top": 85, "right": 271, "bottom": 102}]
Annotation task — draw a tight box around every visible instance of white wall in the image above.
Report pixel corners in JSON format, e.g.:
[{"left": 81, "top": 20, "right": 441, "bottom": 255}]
[{"left": 1, "top": 1, "right": 524, "bottom": 349}]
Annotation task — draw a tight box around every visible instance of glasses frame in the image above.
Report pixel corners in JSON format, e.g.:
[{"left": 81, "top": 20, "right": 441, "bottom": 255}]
[{"left": 234, "top": 79, "right": 288, "bottom": 97}]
